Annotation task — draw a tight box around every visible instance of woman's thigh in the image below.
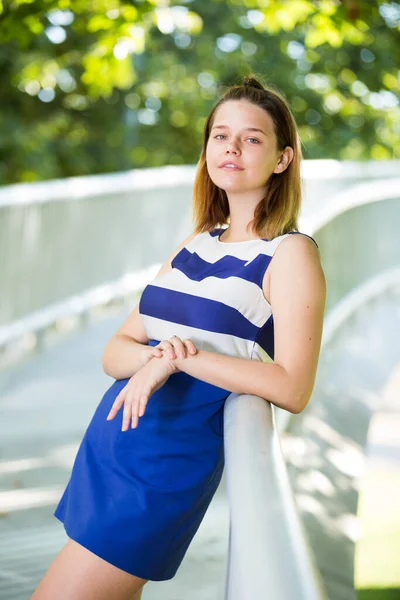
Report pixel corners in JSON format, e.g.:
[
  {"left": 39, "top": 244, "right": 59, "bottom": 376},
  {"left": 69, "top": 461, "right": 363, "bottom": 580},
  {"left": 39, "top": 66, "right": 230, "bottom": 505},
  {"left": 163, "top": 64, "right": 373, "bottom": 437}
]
[{"left": 31, "top": 538, "right": 149, "bottom": 600}]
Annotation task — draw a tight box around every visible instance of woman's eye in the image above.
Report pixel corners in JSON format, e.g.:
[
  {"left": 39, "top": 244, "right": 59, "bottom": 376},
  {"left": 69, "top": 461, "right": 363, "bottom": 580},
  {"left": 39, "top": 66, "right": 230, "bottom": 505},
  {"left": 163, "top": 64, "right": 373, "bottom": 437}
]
[{"left": 214, "top": 134, "right": 259, "bottom": 144}]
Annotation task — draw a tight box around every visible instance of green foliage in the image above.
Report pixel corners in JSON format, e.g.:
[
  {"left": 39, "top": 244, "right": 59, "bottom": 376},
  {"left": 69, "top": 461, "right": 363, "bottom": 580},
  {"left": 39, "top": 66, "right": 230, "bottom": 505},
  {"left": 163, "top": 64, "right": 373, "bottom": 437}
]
[
  {"left": 0, "top": 0, "right": 399, "bottom": 184},
  {"left": 355, "top": 468, "right": 400, "bottom": 594}
]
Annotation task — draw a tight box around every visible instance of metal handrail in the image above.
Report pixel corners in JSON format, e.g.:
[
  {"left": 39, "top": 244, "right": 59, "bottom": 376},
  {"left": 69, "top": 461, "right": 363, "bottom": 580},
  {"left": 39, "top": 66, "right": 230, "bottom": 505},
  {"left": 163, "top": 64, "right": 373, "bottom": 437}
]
[
  {"left": 0, "top": 265, "right": 159, "bottom": 351},
  {"left": 223, "top": 392, "right": 328, "bottom": 600}
]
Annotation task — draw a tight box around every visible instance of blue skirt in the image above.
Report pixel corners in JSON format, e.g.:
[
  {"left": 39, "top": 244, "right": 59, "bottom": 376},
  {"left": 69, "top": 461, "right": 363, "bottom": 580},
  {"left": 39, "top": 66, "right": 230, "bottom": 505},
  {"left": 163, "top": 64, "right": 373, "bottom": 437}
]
[{"left": 54, "top": 361, "right": 229, "bottom": 581}]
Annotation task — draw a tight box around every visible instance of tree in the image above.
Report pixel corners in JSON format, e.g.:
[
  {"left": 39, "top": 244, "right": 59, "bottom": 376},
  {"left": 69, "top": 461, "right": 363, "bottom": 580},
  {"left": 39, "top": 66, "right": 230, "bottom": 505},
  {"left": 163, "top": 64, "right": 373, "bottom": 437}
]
[{"left": 0, "top": 0, "right": 399, "bottom": 184}]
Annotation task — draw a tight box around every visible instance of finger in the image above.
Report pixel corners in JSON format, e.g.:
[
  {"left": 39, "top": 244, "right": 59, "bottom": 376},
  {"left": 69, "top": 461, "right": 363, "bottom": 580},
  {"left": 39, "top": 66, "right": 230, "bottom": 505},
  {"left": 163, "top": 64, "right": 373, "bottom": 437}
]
[
  {"left": 130, "top": 395, "right": 143, "bottom": 429},
  {"left": 184, "top": 339, "right": 198, "bottom": 354},
  {"left": 106, "top": 388, "right": 127, "bottom": 420},
  {"left": 158, "top": 340, "right": 176, "bottom": 360},
  {"left": 150, "top": 347, "right": 163, "bottom": 358},
  {"left": 138, "top": 394, "right": 148, "bottom": 419},
  {"left": 121, "top": 394, "right": 133, "bottom": 431},
  {"left": 171, "top": 338, "right": 186, "bottom": 359}
]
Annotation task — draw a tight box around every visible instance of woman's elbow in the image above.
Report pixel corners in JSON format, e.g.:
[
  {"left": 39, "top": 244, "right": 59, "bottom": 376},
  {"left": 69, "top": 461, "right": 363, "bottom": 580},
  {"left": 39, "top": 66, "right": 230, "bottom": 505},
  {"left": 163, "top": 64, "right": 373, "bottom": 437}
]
[
  {"left": 101, "top": 356, "right": 110, "bottom": 376},
  {"left": 101, "top": 358, "right": 110, "bottom": 376},
  {"left": 289, "top": 401, "right": 306, "bottom": 415},
  {"left": 101, "top": 341, "right": 113, "bottom": 375},
  {"left": 287, "top": 385, "right": 313, "bottom": 414}
]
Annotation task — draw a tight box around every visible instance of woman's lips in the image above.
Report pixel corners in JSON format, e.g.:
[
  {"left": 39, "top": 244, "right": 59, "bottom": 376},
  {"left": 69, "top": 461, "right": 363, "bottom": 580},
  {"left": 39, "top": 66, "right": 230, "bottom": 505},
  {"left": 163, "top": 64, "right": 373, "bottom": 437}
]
[{"left": 219, "top": 165, "right": 244, "bottom": 171}]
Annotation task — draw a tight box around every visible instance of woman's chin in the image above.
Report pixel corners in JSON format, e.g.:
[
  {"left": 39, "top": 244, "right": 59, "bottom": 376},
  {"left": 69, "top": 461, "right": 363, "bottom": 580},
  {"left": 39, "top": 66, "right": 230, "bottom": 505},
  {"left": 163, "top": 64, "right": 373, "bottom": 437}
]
[{"left": 213, "top": 179, "right": 247, "bottom": 193}]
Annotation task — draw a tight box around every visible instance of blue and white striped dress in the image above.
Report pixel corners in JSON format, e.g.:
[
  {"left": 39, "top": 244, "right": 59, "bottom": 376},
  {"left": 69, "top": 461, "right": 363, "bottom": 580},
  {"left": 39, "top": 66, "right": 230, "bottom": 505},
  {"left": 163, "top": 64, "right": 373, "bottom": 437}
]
[{"left": 54, "top": 227, "right": 318, "bottom": 581}]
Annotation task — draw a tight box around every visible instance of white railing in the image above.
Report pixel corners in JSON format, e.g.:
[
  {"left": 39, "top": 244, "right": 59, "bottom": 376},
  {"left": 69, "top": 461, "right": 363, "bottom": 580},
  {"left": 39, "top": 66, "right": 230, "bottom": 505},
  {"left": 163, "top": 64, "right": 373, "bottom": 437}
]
[
  {"left": 223, "top": 393, "right": 328, "bottom": 600},
  {"left": 1, "top": 160, "right": 399, "bottom": 350}
]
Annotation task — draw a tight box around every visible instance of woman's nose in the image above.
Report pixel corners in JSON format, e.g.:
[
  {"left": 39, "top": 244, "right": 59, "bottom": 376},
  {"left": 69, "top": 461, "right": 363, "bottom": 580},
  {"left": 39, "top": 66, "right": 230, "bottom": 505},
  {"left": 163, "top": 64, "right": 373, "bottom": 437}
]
[{"left": 226, "top": 139, "right": 240, "bottom": 154}]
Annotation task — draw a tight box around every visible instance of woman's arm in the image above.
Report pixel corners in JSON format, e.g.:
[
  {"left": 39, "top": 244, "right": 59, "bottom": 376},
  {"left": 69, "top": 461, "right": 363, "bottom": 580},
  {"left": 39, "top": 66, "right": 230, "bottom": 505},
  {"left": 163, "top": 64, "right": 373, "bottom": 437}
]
[
  {"left": 171, "top": 235, "right": 327, "bottom": 414},
  {"left": 102, "top": 328, "right": 155, "bottom": 380},
  {"left": 102, "top": 230, "right": 198, "bottom": 379}
]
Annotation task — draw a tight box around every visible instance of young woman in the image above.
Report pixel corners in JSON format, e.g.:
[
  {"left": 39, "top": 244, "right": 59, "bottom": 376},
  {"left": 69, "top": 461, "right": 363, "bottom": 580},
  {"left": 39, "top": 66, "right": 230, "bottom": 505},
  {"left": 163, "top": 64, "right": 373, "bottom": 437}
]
[{"left": 32, "top": 75, "right": 326, "bottom": 600}]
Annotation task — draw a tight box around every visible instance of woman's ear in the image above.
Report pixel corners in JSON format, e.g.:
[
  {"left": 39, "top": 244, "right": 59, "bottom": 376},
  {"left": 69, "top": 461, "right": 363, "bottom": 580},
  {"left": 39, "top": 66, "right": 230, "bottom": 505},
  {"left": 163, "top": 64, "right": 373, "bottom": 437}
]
[{"left": 274, "top": 146, "right": 294, "bottom": 174}]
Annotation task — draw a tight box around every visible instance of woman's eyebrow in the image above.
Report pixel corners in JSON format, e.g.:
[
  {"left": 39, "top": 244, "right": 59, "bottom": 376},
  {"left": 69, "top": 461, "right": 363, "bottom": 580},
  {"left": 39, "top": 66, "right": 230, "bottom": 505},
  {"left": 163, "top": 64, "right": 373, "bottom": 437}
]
[{"left": 211, "top": 125, "right": 266, "bottom": 136}]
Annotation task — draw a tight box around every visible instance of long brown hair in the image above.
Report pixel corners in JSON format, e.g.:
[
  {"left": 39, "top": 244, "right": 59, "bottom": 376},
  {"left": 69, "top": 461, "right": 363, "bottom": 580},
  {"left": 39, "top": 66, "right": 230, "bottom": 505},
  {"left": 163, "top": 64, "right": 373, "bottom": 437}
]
[{"left": 192, "top": 75, "right": 302, "bottom": 239}]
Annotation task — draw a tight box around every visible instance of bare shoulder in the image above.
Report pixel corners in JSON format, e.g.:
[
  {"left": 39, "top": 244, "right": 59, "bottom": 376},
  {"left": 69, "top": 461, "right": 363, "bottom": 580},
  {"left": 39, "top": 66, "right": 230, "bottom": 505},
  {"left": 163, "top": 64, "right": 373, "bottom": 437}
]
[
  {"left": 270, "top": 233, "right": 326, "bottom": 306},
  {"left": 271, "top": 233, "right": 324, "bottom": 281},
  {"left": 275, "top": 231, "right": 320, "bottom": 256},
  {"left": 263, "top": 233, "right": 324, "bottom": 305}
]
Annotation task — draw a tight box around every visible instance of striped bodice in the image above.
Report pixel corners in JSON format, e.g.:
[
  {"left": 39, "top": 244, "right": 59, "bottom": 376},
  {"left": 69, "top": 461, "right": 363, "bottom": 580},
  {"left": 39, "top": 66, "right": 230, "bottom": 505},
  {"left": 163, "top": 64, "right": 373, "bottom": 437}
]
[{"left": 139, "top": 227, "right": 318, "bottom": 364}]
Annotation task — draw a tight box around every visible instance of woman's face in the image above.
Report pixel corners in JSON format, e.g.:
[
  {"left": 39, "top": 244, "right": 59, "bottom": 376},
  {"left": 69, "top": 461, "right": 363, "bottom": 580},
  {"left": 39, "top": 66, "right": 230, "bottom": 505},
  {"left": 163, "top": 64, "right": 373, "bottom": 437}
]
[{"left": 205, "top": 100, "right": 283, "bottom": 195}]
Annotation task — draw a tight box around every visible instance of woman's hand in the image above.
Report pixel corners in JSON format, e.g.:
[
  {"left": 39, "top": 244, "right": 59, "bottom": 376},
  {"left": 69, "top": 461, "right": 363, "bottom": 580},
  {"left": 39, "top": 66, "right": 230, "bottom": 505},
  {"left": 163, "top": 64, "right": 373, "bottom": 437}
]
[
  {"left": 105, "top": 352, "right": 177, "bottom": 431},
  {"left": 152, "top": 335, "right": 198, "bottom": 360},
  {"left": 106, "top": 335, "right": 199, "bottom": 431}
]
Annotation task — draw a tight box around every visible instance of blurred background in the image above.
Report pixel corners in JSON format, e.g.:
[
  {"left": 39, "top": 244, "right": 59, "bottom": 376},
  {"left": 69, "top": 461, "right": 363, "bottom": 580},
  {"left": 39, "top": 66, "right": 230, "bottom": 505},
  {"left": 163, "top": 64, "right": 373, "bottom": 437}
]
[
  {"left": 0, "top": 0, "right": 399, "bottom": 599},
  {"left": 0, "top": 0, "right": 399, "bottom": 184}
]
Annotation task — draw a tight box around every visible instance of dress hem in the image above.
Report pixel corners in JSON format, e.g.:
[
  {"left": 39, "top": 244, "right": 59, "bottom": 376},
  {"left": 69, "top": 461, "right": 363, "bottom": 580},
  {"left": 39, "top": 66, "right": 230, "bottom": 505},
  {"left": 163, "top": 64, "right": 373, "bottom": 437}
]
[{"left": 53, "top": 512, "right": 177, "bottom": 582}]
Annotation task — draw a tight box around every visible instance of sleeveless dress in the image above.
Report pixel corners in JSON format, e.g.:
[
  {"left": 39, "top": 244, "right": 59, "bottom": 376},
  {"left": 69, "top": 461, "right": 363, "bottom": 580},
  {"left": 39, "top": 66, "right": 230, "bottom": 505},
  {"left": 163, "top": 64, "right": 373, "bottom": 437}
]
[{"left": 54, "top": 227, "right": 318, "bottom": 581}]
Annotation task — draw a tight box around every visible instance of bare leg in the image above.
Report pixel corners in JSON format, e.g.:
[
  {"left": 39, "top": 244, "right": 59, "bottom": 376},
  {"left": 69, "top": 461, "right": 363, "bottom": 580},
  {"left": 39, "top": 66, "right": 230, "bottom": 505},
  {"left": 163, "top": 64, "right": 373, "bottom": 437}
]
[
  {"left": 131, "top": 587, "right": 144, "bottom": 600},
  {"left": 32, "top": 538, "right": 148, "bottom": 600}
]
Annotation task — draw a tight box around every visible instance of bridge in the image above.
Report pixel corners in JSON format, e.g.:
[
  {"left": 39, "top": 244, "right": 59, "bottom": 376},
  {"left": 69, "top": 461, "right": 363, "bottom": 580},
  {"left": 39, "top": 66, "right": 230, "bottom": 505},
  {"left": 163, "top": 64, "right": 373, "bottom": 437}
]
[{"left": 0, "top": 159, "right": 399, "bottom": 599}]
